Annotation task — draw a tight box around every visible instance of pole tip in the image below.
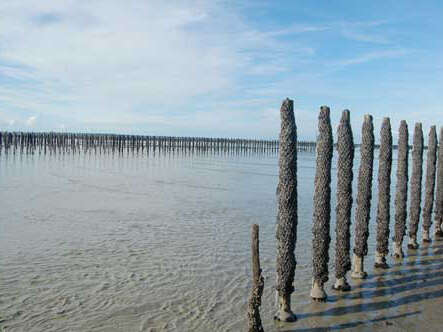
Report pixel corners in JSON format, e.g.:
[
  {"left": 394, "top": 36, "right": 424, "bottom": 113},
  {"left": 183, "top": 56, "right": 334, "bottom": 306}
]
[{"left": 342, "top": 109, "right": 350, "bottom": 121}]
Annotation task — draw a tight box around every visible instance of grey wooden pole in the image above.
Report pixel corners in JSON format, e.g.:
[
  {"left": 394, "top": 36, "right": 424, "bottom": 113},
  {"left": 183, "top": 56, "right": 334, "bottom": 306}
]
[
  {"left": 351, "top": 114, "right": 374, "bottom": 279},
  {"left": 333, "top": 110, "right": 354, "bottom": 291},
  {"left": 275, "top": 98, "right": 297, "bottom": 322},
  {"left": 247, "top": 224, "right": 264, "bottom": 332},
  {"left": 408, "top": 123, "right": 424, "bottom": 249},
  {"left": 311, "top": 106, "right": 333, "bottom": 301},
  {"left": 375, "top": 118, "right": 393, "bottom": 268},
  {"left": 422, "top": 126, "right": 438, "bottom": 242},
  {"left": 393, "top": 120, "right": 409, "bottom": 258}
]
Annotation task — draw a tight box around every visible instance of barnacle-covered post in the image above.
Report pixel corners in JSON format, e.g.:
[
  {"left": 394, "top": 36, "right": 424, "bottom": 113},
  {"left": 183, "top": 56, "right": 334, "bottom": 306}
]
[
  {"left": 435, "top": 127, "right": 443, "bottom": 238},
  {"left": 351, "top": 115, "right": 374, "bottom": 279},
  {"left": 393, "top": 121, "right": 409, "bottom": 258},
  {"left": 375, "top": 118, "right": 393, "bottom": 268},
  {"left": 333, "top": 110, "right": 354, "bottom": 291},
  {"left": 248, "top": 224, "right": 264, "bottom": 332},
  {"left": 422, "top": 126, "right": 438, "bottom": 242},
  {"left": 311, "top": 106, "right": 333, "bottom": 301},
  {"left": 275, "top": 98, "right": 297, "bottom": 322},
  {"left": 408, "top": 123, "right": 424, "bottom": 249}
]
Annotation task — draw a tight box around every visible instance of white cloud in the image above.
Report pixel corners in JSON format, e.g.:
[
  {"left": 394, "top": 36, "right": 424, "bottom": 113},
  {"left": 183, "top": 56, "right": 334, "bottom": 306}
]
[
  {"left": 0, "top": 2, "right": 435, "bottom": 140},
  {"left": 26, "top": 116, "right": 37, "bottom": 127},
  {"left": 0, "top": 0, "right": 306, "bottom": 131},
  {"left": 332, "top": 49, "right": 408, "bottom": 68}
]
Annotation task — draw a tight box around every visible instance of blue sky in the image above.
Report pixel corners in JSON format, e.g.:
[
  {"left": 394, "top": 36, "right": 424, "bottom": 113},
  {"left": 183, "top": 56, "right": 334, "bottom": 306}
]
[{"left": 0, "top": 0, "right": 442, "bottom": 141}]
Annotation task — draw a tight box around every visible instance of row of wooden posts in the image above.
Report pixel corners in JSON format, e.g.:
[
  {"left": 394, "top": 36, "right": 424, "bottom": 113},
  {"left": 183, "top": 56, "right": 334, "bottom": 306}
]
[
  {"left": 0, "top": 132, "right": 316, "bottom": 154},
  {"left": 248, "top": 98, "right": 443, "bottom": 331}
]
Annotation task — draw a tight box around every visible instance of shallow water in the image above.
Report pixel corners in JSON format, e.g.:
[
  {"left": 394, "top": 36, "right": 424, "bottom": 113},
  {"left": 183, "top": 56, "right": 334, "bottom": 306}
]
[{"left": 1, "top": 148, "right": 442, "bottom": 331}]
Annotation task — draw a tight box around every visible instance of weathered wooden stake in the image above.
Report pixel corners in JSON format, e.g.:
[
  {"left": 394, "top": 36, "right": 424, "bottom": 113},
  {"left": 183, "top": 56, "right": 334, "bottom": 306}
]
[
  {"left": 248, "top": 224, "right": 264, "bottom": 332},
  {"left": 393, "top": 120, "right": 409, "bottom": 258},
  {"left": 275, "top": 98, "right": 297, "bottom": 321},
  {"left": 333, "top": 110, "right": 354, "bottom": 291},
  {"left": 408, "top": 123, "right": 424, "bottom": 249},
  {"left": 422, "top": 126, "right": 438, "bottom": 242},
  {"left": 435, "top": 127, "right": 443, "bottom": 238},
  {"left": 375, "top": 118, "right": 393, "bottom": 268},
  {"left": 311, "top": 106, "right": 333, "bottom": 301},
  {"left": 352, "top": 114, "right": 374, "bottom": 279}
]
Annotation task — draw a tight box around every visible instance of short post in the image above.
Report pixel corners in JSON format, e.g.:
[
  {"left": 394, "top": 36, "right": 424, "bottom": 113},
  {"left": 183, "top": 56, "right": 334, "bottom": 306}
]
[
  {"left": 333, "top": 110, "right": 354, "bottom": 291},
  {"left": 351, "top": 114, "right": 374, "bottom": 279},
  {"left": 422, "top": 126, "right": 438, "bottom": 242},
  {"left": 375, "top": 118, "right": 393, "bottom": 268},
  {"left": 311, "top": 106, "right": 333, "bottom": 301},
  {"left": 248, "top": 224, "right": 264, "bottom": 332},
  {"left": 408, "top": 123, "right": 424, "bottom": 249},
  {"left": 393, "top": 120, "right": 409, "bottom": 258}
]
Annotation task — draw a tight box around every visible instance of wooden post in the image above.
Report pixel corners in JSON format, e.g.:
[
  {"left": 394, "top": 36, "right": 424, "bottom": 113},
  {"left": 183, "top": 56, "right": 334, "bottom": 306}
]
[
  {"left": 333, "top": 110, "right": 354, "bottom": 291},
  {"left": 375, "top": 118, "right": 393, "bottom": 268},
  {"left": 247, "top": 224, "right": 264, "bottom": 332},
  {"left": 275, "top": 98, "right": 297, "bottom": 321},
  {"left": 435, "top": 127, "right": 443, "bottom": 238},
  {"left": 408, "top": 123, "right": 424, "bottom": 249},
  {"left": 311, "top": 106, "right": 333, "bottom": 301},
  {"left": 393, "top": 120, "right": 409, "bottom": 258},
  {"left": 422, "top": 126, "right": 437, "bottom": 242},
  {"left": 351, "top": 114, "right": 374, "bottom": 279}
]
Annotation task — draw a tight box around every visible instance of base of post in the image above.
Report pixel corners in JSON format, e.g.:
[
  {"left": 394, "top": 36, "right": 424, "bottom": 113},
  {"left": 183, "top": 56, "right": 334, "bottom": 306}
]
[
  {"left": 274, "top": 294, "right": 297, "bottom": 322},
  {"left": 393, "top": 242, "right": 404, "bottom": 259},
  {"left": 310, "top": 279, "right": 327, "bottom": 302},
  {"left": 423, "top": 229, "right": 432, "bottom": 243},
  {"left": 332, "top": 276, "right": 351, "bottom": 291},
  {"left": 407, "top": 235, "right": 419, "bottom": 250},
  {"left": 351, "top": 254, "right": 367, "bottom": 279},
  {"left": 374, "top": 251, "right": 389, "bottom": 269}
]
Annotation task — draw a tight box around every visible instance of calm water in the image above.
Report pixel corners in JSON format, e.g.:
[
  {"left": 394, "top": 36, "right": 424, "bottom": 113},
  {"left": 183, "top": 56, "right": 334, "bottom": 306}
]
[{"left": 1, "top": 148, "right": 442, "bottom": 331}]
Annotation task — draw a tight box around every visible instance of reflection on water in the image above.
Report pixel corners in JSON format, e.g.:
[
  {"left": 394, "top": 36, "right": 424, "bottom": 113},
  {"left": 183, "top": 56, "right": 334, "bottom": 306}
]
[{"left": 1, "top": 149, "right": 442, "bottom": 332}]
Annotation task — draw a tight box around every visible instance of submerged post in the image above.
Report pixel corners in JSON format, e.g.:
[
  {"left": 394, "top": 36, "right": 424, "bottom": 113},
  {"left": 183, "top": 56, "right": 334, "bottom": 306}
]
[
  {"left": 375, "top": 118, "right": 393, "bottom": 268},
  {"left": 408, "top": 123, "right": 424, "bottom": 249},
  {"left": 311, "top": 106, "right": 333, "bottom": 301},
  {"left": 393, "top": 121, "right": 409, "bottom": 258},
  {"left": 351, "top": 114, "right": 374, "bottom": 279},
  {"left": 248, "top": 224, "right": 264, "bottom": 332},
  {"left": 275, "top": 98, "right": 297, "bottom": 322},
  {"left": 435, "top": 127, "right": 443, "bottom": 238},
  {"left": 333, "top": 110, "right": 354, "bottom": 291},
  {"left": 422, "top": 126, "right": 438, "bottom": 242}
]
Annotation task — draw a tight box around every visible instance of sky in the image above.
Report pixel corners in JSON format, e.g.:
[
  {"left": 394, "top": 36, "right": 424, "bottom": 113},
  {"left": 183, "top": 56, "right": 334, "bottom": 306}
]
[{"left": 0, "top": 0, "right": 442, "bottom": 141}]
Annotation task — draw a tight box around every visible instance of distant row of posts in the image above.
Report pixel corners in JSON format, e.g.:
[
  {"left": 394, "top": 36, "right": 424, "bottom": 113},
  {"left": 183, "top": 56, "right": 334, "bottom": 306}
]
[
  {"left": 248, "top": 98, "right": 443, "bottom": 331},
  {"left": 0, "top": 132, "right": 316, "bottom": 154}
]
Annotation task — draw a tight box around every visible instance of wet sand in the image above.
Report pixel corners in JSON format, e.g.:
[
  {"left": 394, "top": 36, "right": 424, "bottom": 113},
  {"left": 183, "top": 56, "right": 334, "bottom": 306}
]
[
  {"left": 272, "top": 241, "right": 443, "bottom": 332},
  {"left": 1, "top": 150, "right": 442, "bottom": 331}
]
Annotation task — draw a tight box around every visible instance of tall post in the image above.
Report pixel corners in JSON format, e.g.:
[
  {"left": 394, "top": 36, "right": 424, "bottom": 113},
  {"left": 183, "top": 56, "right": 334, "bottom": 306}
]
[
  {"left": 375, "top": 118, "right": 393, "bottom": 268},
  {"left": 393, "top": 121, "right": 409, "bottom": 258},
  {"left": 408, "top": 123, "right": 424, "bottom": 249},
  {"left": 435, "top": 127, "right": 443, "bottom": 238},
  {"left": 275, "top": 98, "right": 297, "bottom": 322},
  {"left": 311, "top": 106, "right": 333, "bottom": 301},
  {"left": 422, "top": 126, "right": 438, "bottom": 242},
  {"left": 351, "top": 115, "right": 374, "bottom": 279},
  {"left": 333, "top": 110, "right": 354, "bottom": 291},
  {"left": 248, "top": 224, "right": 264, "bottom": 332}
]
